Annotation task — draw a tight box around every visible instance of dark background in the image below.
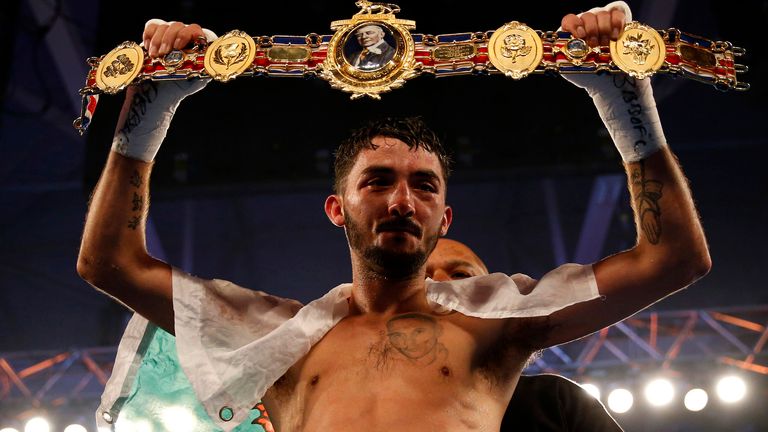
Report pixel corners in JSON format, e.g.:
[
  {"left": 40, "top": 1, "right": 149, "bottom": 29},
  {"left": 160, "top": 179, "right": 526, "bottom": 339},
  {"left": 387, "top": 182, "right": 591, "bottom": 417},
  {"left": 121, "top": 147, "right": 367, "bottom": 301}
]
[{"left": 1, "top": 0, "right": 767, "bottom": 430}]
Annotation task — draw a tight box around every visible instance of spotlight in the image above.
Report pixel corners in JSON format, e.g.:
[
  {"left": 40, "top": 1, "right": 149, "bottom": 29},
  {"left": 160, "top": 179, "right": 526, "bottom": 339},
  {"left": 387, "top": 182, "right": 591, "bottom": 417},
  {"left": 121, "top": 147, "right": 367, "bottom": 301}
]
[
  {"left": 160, "top": 406, "right": 197, "bottom": 432},
  {"left": 580, "top": 383, "right": 601, "bottom": 400},
  {"left": 607, "top": 388, "right": 634, "bottom": 414},
  {"left": 115, "top": 416, "right": 152, "bottom": 432},
  {"left": 716, "top": 375, "right": 746, "bottom": 403},
  {"left": 644, "top": 378, "right": 675, "bottom": 407},
  {"left": 63, "top": 425, "right": 87, "bottom": 432},
  {"left": 23, "top": 418, "right": 49, "bottom": 432},
  {"left": 0, "top": 428, "right": 21, "bottom": 432},
  {"left": 684, "top": 388, "right": 709, "bottom": 411}
]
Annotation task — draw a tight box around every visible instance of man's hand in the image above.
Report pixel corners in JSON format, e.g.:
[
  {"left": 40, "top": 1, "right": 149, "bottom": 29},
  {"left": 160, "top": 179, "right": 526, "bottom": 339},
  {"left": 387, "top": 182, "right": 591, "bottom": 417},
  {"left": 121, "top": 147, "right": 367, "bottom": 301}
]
[
  {"left": 560, "top": 7, "right": 626, "bottom": 48},
  {"left": 111, "top": 19, "right": 217, "bottom": 162},
  {"left": 556, "top": 2, "right": 666, "bottom": 164},
  {"left": 143, "top": 20, "right": 208, "bottom": 58}
]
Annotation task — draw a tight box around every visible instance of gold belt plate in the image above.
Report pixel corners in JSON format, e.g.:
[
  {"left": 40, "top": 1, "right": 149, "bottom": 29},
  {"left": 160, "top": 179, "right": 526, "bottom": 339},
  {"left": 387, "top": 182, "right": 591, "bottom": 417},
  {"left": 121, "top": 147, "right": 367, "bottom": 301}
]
[
  {"left": 204, "top": 30, "right": 257, "bottom": 82},
  {"left": 95, "top": 41, "right": 144, "bottom": 94},
  {"left": 488, "top": 21, "right": 543, "bottom": 79},
  {"left": 610, "top": 22, "right": 666, "bottom": 79}
]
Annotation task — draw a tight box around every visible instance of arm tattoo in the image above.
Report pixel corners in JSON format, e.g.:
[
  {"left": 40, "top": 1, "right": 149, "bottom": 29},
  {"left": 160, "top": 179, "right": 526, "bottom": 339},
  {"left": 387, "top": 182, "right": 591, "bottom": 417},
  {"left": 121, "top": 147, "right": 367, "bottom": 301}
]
[
  {"left": 132, "top": 192, "right": 143, "bottom": 212},
  {"left": 631, "top": 160, "right": 664, "bottom": 244},
  {"left": 128, "top": 170, "right": 144, "bottom": 229},
  {"left": 127, "top": 216, "right": 141, "bottom": 230},
  {"left": 129, "top": 170, "right": 142, "bottom": 188}
]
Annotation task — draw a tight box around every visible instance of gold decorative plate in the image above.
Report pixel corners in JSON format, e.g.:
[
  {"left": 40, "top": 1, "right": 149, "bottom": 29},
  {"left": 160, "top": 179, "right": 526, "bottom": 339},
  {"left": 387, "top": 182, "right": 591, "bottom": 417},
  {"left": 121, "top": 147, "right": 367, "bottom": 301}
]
[
  {"left": 204, "top": 30, "right": 257, "bottom": 82},
  {"left": 95, "top": 41, "right": 144, "bottom": 94},
  {"left": 321, "top": 3, "right": 418, "bottom": 99},
  {"left": 488, "top": 21, "right": 543, "bottom": 79},
  {"left": 610, "top": 22, "right": 666, "bottom": 79}
]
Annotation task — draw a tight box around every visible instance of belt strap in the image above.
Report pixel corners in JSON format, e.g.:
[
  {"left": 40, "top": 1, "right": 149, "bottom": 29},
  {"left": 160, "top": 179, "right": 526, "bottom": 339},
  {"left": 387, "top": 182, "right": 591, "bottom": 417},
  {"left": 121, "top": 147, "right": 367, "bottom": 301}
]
[{"left": 74, "top": 4, "right": 748, "bottom": 134}]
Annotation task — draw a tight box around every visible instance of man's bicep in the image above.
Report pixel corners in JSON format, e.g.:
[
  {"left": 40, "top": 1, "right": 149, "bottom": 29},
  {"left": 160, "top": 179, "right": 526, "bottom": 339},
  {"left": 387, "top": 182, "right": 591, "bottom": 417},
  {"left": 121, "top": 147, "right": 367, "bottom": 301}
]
[
  {"left": 100, "top": 256, "right": 175, "bottom": 334},
  {"left": 537, "top": 250, "right": 683, "bottom": 348}
]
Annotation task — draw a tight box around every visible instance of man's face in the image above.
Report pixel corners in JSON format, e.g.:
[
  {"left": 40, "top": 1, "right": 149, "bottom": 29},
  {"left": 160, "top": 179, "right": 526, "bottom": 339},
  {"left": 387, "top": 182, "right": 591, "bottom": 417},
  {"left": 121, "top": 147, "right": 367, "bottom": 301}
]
[
  {"left": 327, "top": 137, "right": 452, "bottom": 278},
  {"left": 355, "top": 25, "right": 384, "bottom": 48},
  {"left": 426, "top": 239, "right": 488, "bottom": 281},
  {"left": 387, "top": 315, "right": 439, "bottom": 359}
]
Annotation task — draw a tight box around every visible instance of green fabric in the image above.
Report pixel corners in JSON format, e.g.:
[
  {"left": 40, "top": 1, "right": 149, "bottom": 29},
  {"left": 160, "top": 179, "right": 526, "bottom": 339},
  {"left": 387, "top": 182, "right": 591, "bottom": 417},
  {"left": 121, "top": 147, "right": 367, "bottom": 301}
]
[{"left": 117, "top": 325, "right": 266, "bottom": 432}]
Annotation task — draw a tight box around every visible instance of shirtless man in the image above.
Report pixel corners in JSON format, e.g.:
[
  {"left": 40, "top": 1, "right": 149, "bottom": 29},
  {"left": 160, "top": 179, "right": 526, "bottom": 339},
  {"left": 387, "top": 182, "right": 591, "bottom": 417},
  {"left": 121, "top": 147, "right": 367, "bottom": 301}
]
[
  {"left": 77, "top": 4, "right": 711, "bottom": 432},
  {"left": 427, "top": 238, "right": 624, "bottom": 432}
]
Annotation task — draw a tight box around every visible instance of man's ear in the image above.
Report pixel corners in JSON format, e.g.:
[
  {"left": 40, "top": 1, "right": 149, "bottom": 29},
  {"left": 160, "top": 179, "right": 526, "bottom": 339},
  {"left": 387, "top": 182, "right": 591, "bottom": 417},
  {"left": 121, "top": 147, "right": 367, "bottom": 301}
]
[
  {"left": 325, "top": 195, "right": 345, "bottom": 227},
  {"left": 440, "top": 205, "right": 453, "bottom": 236}
]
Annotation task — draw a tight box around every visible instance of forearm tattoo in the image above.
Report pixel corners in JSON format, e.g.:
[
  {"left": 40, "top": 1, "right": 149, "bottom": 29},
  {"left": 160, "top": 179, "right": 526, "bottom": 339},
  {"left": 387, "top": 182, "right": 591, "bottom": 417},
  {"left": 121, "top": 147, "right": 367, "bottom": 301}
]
[
  {"left": 631, "top": 161, "right": 664, "bottom": 244},
  {"left": 131, "top": 192, "right": 143, "bottom": 212},
  {"left": 129, "top": 170, "right": 142, "bottom": 188},
  {"left": 127, "top": 169, "right": 145, "bottom": 230}
]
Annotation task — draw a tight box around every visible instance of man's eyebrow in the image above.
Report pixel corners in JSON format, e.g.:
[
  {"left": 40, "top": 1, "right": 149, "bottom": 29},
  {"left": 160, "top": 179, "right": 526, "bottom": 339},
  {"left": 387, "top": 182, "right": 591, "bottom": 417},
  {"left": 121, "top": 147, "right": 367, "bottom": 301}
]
[
  {"left": 360, "top": 166, "right": 394, "bottom": 177},
  {"left": 412, "top": 170, "right": 442, "bottom": 185},
  {"left": 358, "top": 167, "right": 442, "bottom": 185},
  {"left": 443, "top": 259, "right": 477, "bottom": 269}
]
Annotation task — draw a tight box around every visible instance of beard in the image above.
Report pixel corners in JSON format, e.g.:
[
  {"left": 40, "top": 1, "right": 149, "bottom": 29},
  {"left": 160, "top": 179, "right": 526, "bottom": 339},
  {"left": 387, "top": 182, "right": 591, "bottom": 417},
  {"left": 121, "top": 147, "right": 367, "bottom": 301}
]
[{"left": 345, "top": 213, "right": 439, "bottom": 280}]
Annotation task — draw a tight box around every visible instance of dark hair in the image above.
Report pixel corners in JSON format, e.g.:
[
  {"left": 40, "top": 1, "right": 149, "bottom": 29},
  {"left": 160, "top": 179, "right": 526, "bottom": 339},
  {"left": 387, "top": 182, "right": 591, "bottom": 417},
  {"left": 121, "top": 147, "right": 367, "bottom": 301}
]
[{"left": 333, "top": 116, "right": 452, "bottom": 194}]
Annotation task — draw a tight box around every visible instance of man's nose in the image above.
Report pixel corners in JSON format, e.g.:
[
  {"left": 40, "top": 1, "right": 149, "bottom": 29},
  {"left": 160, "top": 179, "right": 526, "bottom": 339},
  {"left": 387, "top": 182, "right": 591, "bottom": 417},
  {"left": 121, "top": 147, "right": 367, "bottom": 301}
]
[
  {"left": 388, "top": 181, "right": 415, "bottom": 218},
  {"left": 430, "top": 270, "right": 451, "bottom": 282}
]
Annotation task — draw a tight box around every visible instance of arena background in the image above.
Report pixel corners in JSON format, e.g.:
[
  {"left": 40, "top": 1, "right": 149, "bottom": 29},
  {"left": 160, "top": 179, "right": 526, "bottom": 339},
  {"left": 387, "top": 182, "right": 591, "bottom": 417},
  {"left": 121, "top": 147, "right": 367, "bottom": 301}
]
[{"left": 1, "top": 0, "right": 767, "bottom": 431}]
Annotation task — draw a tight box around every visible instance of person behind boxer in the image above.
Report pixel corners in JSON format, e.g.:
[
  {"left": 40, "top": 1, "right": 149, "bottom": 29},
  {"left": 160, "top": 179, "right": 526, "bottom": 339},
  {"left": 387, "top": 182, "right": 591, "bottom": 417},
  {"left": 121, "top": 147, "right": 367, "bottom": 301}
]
[{"left": 427, "top": 238, "right": 624, "bottom": 432}]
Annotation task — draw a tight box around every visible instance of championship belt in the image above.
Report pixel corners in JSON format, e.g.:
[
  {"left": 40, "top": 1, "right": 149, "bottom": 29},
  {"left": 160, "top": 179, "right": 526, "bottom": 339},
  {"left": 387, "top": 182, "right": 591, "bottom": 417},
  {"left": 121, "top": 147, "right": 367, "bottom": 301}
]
[{"left": 73, "top": 1, "right": 749, "bottom": 134}]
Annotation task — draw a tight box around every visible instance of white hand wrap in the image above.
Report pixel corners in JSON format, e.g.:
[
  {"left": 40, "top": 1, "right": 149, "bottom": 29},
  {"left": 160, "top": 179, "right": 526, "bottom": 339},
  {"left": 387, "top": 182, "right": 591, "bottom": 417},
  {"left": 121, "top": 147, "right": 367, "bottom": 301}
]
[
  {"left": 561, "top": 1, "right": 667, "bottom": 163},
  {"left": 111, "top": 19, "right": 217, "bottom": 162}
]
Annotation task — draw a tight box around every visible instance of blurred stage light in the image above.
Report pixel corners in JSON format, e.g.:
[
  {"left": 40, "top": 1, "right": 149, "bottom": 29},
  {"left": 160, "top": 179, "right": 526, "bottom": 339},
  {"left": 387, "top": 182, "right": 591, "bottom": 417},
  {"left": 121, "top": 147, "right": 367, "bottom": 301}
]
[
  {"left": 0, "top": 428, "right": 20, "bottom": 432},
  {"left": 684, "top": 388, "right": 709, "bottom": 411},
  {"left": 23, "top": 418, "right": 49, "bottom": 432},
  {"left": 607, "top": 388, "right": 634, "bottom": 413},
  {"left": 98, "top": 427, "right": 112, "bottom": 432},
  {"left": 63, "top": 425, "right": 87, "bottom": 432},
  {"left": 160, "top": 406, "right": 197, "bottom": 432},
  {"left": 716, "top": 375, "right": 746, "bottom": 403},
  {"left": 580, "top": 383, "right": 601, "bottom": 400},
  {"left": 115, "top": 416, "right": 152, "bottom": 432},
  {"left": 644, "top": 378, "right": 675, "bottom": 407}
]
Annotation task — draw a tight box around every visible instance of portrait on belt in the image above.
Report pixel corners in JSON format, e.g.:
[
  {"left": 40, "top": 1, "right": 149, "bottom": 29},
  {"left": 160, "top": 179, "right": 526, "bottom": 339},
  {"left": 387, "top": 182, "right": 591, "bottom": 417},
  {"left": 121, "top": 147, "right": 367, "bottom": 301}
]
[{"left": 344, "top": 23, "right": 397, "bottom": 71}]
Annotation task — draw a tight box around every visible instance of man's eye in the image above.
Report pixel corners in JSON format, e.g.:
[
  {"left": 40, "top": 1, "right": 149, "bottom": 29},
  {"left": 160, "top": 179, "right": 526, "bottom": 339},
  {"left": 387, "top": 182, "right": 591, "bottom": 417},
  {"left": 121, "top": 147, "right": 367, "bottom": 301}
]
[
  {"left": 419, "top": 183, "right": 437, "bottom": 192},
  {"left": 451, "top": 271, "right": 471, "bottom": 279}
]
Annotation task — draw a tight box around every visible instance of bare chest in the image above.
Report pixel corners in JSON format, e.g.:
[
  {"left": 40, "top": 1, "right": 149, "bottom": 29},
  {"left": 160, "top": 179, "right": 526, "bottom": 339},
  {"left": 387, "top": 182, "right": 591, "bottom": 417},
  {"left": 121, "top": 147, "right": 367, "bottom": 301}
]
[{"left": 268, "top": 313, "right": 530, "bottom": 432}]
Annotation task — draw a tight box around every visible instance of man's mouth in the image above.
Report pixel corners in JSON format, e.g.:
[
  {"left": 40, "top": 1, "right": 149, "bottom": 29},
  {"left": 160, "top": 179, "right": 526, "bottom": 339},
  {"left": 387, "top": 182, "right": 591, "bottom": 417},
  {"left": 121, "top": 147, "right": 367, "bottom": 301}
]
[{"left": 376, "top": 219, "right": 422, "bottom": 238}]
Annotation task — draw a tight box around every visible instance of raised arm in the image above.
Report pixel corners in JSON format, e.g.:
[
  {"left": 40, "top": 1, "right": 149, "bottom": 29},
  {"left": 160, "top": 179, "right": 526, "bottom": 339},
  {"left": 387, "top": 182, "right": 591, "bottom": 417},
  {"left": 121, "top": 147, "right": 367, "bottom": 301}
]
[
  {"left": 525, "top": 3, "right": 711, "bottom": 348},
  {"left": 77, "top": 21, "right": 211, "bottom": 334}
]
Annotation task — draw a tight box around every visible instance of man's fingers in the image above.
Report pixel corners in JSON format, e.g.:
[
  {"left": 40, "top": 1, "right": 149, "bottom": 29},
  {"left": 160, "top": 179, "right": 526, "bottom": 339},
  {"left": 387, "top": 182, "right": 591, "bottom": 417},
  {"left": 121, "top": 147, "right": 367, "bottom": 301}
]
[
  {"left": 143, "top": 23, "right": 160, "bottom": 48},
  {"left": 611, "top": 8, "right": 626, "bottom": 39},
  {"left": 159, "top": 22, "right": 187, "bottom": 55},
  {"left": 596, "top": 11, "right": 613, "bottom": 46},
  {"left": 175, "top": 24, "right": 204, "bottom": 49},
  {"left": 149, "top": 25, "right": 168, "bottom": 57},
  {"left": 580, "top": 13, "right": 599, "bottom": 47},
  {"left": 561, "top": 14, "right": 586, "bottom": 39}
]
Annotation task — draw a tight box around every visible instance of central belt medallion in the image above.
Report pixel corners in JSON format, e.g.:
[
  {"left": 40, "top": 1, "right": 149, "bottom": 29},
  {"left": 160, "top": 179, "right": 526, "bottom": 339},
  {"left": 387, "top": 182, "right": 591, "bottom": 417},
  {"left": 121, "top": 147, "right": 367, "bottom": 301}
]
[{"left": 322, "top": 1, "right": 418, "bottom": 99}]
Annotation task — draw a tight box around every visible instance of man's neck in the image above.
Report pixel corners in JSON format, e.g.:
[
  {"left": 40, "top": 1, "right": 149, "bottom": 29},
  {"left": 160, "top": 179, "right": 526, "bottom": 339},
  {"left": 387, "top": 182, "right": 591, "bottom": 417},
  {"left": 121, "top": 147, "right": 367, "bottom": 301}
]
[{"left": 349, "top": 257, "right": 430, "bottom": 315}]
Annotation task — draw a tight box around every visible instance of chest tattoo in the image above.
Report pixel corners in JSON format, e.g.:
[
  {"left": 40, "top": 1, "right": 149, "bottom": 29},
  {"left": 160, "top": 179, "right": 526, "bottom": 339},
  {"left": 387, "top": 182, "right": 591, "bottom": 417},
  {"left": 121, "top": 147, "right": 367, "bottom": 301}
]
[{"left": 368, "top": 313, "right": 449, "bottom": 369}]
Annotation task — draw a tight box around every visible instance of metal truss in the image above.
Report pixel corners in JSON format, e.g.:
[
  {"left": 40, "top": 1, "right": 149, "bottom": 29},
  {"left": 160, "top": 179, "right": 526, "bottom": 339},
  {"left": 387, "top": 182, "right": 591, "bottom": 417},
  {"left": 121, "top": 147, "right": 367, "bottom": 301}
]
[
  {"left": 526, "top": 304, "right": 768, "bottom": 380},
  {"left": 1, "top": 305, "right": 766, "bottom": 409},
  {"left": 0, "top": 347, "right": 116, "bottom": 409}
]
